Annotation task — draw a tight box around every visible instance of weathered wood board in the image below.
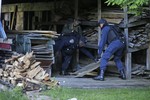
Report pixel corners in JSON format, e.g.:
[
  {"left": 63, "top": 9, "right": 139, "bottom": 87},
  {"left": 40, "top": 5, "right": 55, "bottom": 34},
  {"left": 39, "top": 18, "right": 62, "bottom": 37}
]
[{"left": 73, "top": 61, "right": 100, "bottom": 77}]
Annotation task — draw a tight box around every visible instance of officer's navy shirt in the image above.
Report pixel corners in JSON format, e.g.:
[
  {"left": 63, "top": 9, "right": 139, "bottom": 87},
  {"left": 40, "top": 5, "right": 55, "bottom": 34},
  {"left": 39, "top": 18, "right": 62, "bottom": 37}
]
[
  {"left": 57, "top": 36, "right": 78, "bottom": 52},
  {"left": 98, "top": 25, "right": 111, "bottom": 55}
]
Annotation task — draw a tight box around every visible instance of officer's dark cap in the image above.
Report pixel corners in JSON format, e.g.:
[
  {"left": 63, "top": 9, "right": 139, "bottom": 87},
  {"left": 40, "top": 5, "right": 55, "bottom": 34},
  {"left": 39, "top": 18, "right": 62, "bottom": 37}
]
[{"left": 98, "top": 19, "right": 107, "bottom": 24}]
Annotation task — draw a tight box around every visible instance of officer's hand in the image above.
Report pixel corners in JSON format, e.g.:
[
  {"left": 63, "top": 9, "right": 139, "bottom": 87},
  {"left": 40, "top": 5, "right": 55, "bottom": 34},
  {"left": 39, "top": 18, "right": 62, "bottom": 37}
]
[
  {"left": 93, "top": 58, "right": 98, "bottom": 63},
  {"left": 96, "top": 55, "right": 101, "bottom": 61}
]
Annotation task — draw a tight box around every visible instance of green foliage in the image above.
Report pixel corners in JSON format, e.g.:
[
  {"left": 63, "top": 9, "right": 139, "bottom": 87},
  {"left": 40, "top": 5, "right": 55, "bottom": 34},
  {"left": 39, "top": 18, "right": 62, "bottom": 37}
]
[
  {"left": 0, "top": 87, "right": 29, "bottom": 100},
  {"left": 43, "top": 87, "right": 150, "bottom": 100},
  {"left": 105, "top": 0, "right": 150, "bottom": 15}
]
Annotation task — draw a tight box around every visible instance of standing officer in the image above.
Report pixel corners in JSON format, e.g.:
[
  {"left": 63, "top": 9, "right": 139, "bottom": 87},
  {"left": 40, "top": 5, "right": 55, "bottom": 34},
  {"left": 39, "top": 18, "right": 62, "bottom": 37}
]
[
  {"left": 55, "top": 32, "right": 96, "bottom": 75},
  {"left": 93, "top": 19, "right": 126, "bottom": 81}
]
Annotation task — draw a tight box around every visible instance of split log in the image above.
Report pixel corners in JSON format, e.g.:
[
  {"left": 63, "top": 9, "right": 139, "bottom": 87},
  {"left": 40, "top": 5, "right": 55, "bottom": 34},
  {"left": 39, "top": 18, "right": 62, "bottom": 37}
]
[{"left": 0, "top": 51, "right": 58, "bottom": 91}]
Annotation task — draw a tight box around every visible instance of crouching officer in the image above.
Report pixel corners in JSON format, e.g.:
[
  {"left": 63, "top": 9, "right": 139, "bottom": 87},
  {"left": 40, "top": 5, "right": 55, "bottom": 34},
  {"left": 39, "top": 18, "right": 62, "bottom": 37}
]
[
  {"left": 55, "top": 32, "right": 96, "bottom": 75},
  {"left": 93, "top": 19, "right": 126, "bottom": 81}
]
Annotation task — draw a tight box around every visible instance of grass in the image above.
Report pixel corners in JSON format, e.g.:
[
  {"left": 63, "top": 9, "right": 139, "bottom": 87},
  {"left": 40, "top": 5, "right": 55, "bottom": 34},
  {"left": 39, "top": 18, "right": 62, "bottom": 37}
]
[
  {"left": 0, "top": 87, "right": 28, "bottom": 100},
  {"left": 0, "top": 87, "right": 150, "bottom": 100},
  {"left": 43, "top": 87, "right": 150, "bottom": 100}
]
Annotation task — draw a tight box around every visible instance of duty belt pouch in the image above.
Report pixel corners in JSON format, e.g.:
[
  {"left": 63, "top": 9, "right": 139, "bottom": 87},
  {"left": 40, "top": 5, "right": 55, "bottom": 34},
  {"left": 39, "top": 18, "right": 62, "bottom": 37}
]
[
  {"left": 119, "top": 36, "right": 125, "bottom": 44},
  {"left": 64, "top": 46, "right": 75, "bottom": 55}
]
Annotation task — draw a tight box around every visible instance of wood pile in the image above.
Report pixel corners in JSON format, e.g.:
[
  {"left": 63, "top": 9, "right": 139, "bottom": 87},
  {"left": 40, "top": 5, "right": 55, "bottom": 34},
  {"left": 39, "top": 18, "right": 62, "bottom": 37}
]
[
  {"left": 82, "top": 28, "right": 98, "bottom": 44},
  {"left": 128, "top": 23, "right": 150, "bottom": 48},
  {"left": 132, "top": 64, "right": 150, "bottom": 79},
  {"left": 11, "top": 32, "right": 56, "bottom": 68},
  {"left": 27, "top": 33, "right": 55, "bottom": 68},
  {"left": 80, "top": 8, "right": 124, "bottom": 23},
  {"left": 0, "top": 51, "right": 15, "bottom": 66},
  {"left": 0, "top": 52, "right": 58, "bottom": 90}
]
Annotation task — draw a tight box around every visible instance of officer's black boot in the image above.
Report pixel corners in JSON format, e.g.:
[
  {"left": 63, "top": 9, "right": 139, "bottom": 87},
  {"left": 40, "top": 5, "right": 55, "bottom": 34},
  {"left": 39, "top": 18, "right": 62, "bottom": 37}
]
[
  {"left": 60, "top": 71, "right": 65, "bottom": 75},
  {"left": 93, "top": 70, "right": 105, "bottom": 81},
  {"left": 119, "top": 69, "right": 126, "bottom": 80}
]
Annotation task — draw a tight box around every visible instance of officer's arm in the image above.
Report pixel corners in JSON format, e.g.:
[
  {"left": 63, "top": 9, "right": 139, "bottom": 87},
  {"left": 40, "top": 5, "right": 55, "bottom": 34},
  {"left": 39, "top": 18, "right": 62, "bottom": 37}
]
[
  {"left": 57, "top": 40, "right": 65, "bottom": 52},
  {"left": 98, "top": 27, "right": 109, "bottom": 56},
  {"left": 79, "top": 47, "right": 95, "bottom": 60}
]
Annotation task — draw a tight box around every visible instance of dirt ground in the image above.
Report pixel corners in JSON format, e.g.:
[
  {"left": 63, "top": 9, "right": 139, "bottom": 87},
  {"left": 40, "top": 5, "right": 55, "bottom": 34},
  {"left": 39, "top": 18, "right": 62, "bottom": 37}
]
[{"left": 55, "top": 76, "right": 150, "bottom": 88}]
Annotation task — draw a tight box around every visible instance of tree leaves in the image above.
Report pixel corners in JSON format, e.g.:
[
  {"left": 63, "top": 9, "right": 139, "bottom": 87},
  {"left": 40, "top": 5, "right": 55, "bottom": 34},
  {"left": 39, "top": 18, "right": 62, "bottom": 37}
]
[{"left": 105, "top": 0, "right": 150, "bottom": 15}]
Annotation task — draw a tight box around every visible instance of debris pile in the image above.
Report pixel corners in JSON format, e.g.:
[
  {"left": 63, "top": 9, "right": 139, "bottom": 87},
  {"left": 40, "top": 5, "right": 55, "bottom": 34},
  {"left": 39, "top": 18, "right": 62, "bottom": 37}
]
[
  {"left": 132, "top": 64, "right": 150, "bottom": 79},
  {"left": 0, "top": 52, "right": 58, "bottom": 90},
  {"left": 128, "top": 23, "right": 150, "bottom": 48}
]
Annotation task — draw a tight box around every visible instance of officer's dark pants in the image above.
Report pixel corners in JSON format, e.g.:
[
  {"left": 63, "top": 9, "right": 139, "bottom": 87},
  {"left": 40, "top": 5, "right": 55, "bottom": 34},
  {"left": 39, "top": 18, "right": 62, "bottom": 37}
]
[
  {"left": 61, "top": 52, "right": 72, "bottom": 72},
  {"left": 100, "top": 40, "right": 125, "bottom": 71}
]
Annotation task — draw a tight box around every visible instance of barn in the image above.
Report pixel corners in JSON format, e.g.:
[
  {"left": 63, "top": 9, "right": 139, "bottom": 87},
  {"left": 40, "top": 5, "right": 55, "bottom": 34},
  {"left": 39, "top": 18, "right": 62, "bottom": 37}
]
[{"left": 0, "top": 0, "right": 150, "bottom": 89}]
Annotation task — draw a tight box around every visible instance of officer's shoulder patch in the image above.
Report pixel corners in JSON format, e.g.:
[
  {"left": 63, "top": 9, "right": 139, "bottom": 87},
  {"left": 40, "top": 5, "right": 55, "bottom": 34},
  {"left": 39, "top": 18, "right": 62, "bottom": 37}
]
[{"left": 69, "top": 39, "right": 74, "bottom": 44}]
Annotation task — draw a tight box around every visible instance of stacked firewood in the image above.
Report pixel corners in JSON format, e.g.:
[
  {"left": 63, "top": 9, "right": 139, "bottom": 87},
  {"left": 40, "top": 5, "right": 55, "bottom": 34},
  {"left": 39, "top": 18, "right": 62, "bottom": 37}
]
[
  {"left": 83, "top": 28, "right": 98, "bottom": 44},
  {"left": 80, "top": 8, "right": 124, "bottom": 23},
  {"left": 132, "top": 64, "right": 150, "bottom": 79},
  {"left": 128, "top": 23, "right": 150, "bottom": 48},
  {"left": 0, "top": 52, "right": 58, "bottom": 90}
]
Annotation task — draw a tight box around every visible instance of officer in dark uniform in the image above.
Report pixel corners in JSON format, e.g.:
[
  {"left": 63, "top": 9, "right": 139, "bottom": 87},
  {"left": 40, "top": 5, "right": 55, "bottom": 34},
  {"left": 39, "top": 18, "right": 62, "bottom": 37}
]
[
  {"left": 93, "top": 19, "right": 126, "bottom": 81},
  {"left": 55, "top": 32, "right": 96, "bottom": 75}
]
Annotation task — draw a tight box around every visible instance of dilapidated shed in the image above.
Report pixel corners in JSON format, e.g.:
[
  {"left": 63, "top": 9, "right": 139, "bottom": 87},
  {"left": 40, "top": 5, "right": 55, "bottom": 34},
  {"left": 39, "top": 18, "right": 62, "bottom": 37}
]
[{"left": 0, "top": 0, "right": 150, "bottom": 89}]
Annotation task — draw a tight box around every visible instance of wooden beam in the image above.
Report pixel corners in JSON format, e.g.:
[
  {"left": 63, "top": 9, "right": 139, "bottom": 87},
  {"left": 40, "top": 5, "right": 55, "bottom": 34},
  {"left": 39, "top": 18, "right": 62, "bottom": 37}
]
[
  {"left": 125, "top": 53, "right": 132, "bottom": 79},
  {"left": 0, "top": 0, "right": 1, "bottom": 17},
  {"left": 18, "top": 3, "right": 54, "bottom": 12},
  {"left": 73, "top": 61, "right": 100, "bottom": 77},
  {"left": 16, "top": 12, "right": 24, "bottom": 30},
  {"left": 74, "top": 0, "right": 78, "bottom": 19},
  {"left": 98, "top": 0, "right": 101, "bottom": 20},
  {"left": 97, "top": 0, "right": 101, "bottom": 52},
  {"left": 146, "top": 46, "right": 150, "bottom": 70},
  {"left": 2, "top": 2, "right": 56, "bottom": 13},
  {"left": 124, "top": 6, "right": 131, "bottom": 79}
]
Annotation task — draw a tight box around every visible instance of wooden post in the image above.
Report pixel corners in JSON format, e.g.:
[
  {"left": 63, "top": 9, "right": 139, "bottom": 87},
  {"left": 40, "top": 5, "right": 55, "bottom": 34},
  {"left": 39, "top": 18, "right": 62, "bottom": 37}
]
[
  {"left": 97, "top": 0, "right": 101, "bottom": 50},
  {"left": 73, "top": 0, "right": 80, "bottom": 70},
  {"left": 0, "top": 0, "right": 1, "bottom": 18},
  {"left": 146, "top": 46, "right": 150, "bottom": 70},
  {"left": 124, "top": 6, "right": 131, "bottom": 79},
  {"left": 98, "top": 0, "right": 101, "bottom": 20},
  {"left": 147, "top": 2, "right": 150, "bottom": 70},
  {"left": 11, "top": 5, "right": 17, "bottom": 30},
  {"left": 74, "top": 0, "right": 78, "bottom": 19},
  {"left": 27, "top": 12, "right": 30, "bottom": 30},
  {"left": 52, "top": 0, "right": 56, "bottom": 31},
  {"left": 16, "top": 12, "right": 24, "bottom": 30}
]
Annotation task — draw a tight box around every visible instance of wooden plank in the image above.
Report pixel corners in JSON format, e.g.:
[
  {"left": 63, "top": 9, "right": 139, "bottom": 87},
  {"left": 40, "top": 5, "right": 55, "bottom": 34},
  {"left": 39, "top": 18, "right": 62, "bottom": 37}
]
[
  {"left": 102, "top": 11, "right": 124, "bottom": 19},
  {"left": 119, "top": 20, "right": 147, "bottom": 28},
  {"left": 30, "top": 62, "right": 41, "bottom": 70},
  {"left": 6, "top": 30, "right": 58, "bottom": 35},
  {"left": 10, "top": 5, "right": 17, "bottom": 30},
  {"left": 16, "top": 12, "right": 24, "bottom": 30},
  {"left": 85, "top": 43, "right": 98, "bottom": 49},
  {"left": 27, "top": 66, "right": 43, "bottom": 79},
  {"left": 33, "top": 51, "right": 52, "bottom": 54},
  {"left": 73, "top": 61, "right": 100, "bottom": 77},
  {"left": 146, "top": 46, "right": 150, "bottom": 70},
  {"left": 2, "top": 2, "right": 56, "bottom": 13},
  {"left": 0, "top": 38, "right": 12, "bottom": 44},
  {"left": 128, "top": 44, "right": 149, "bottom": 53},
  {"left": 35, "top": 55, "right": 52, "bottom": 58},
  {"left": 31, "top": 44, "right": 47, "bottom": 50}
]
